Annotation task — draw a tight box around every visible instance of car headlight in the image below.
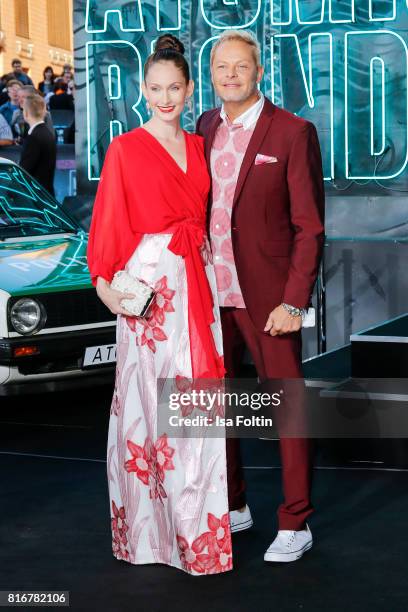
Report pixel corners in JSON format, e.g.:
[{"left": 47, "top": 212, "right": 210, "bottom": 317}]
[{"left": 10, "top": 298, "right": 47, "bottom": 335}]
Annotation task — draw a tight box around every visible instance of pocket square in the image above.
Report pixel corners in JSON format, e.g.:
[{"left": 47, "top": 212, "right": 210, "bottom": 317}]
[{"left": 255, "top": 153, "right": 278, "bottom": 165}]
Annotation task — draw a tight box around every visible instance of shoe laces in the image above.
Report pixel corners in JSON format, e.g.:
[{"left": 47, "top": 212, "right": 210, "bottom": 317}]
[{"left": 286, "top": 531, "right": 296, "bottom": 548}]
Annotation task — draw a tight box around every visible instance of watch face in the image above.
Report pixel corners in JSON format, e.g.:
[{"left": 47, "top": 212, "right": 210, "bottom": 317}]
[{"left": 283, "top": 303, "right": 301, "bottom": 317}]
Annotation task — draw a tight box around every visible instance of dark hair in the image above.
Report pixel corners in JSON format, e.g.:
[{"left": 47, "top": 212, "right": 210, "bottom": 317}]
[
  {"left": 43, "top": 66, "right": 55, "bottom": 80},
  {"left": 144, "top": 34, "right": 189, "bottom": 83},
  {"left": 54, "top": 80, "right": 68, "bottom": 93}
]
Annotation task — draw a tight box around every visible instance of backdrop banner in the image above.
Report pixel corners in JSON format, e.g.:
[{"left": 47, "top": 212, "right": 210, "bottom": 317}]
[{"left": 73, "top": 0, "right": 408, "bottom": 195}]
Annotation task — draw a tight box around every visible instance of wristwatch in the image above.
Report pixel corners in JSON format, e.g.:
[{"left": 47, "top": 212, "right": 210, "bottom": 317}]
[{"left": 281, "top": 303, "right": 305, "bottom": 318}]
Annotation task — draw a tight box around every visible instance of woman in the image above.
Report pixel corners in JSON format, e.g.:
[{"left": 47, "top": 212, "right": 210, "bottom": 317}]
[
  {"left": 38, "top": 66, "right": 55, "bottom": 96},
  {"left": 87, "top": 35, "right": 232, "bottom": 575}
]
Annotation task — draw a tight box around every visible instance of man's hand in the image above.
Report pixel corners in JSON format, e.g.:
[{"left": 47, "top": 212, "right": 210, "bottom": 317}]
[{"left": 264, "top": 304, "right": 302, "bottom": 336}]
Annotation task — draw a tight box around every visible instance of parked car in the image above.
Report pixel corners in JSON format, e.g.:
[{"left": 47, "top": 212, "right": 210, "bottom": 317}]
[{"left": 0, "top": 158, "right": 116, "bottom": 394}]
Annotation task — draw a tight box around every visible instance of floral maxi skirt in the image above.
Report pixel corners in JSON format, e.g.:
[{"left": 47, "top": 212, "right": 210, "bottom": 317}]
[{"left": 107, "top": 234, "right": 233, "bottom": 575}]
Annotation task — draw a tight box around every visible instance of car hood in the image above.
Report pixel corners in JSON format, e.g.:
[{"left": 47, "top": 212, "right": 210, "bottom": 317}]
[{"left": 0, "top": 233, "right": 92, "bottom": 296}]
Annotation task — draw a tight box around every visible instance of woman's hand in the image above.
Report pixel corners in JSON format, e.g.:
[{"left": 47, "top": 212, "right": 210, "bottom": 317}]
[
  {"left": 96, "top": 277, "right": 135, "bottom": 316},
  {"left": 200, "top": 236, "right": 213, "bottom": 265}
]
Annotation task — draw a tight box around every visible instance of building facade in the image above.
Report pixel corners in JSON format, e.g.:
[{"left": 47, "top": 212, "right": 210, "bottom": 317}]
[{"left": 0, "top": 0, "right": 73, "bottom": 87}]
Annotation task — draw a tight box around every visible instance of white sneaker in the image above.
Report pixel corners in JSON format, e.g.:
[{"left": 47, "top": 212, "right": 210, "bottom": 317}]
[
  {"left": 264, "top": 524, "right": 313, "bottom": 562},
  {"left": 229, "top": 505, "right": 253, "bottom": 533}
]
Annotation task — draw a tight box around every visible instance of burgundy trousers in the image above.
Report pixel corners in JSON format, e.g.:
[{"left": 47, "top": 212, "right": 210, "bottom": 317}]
[{"left": 221, "top": 307, "right": 314, "bottom": 531}]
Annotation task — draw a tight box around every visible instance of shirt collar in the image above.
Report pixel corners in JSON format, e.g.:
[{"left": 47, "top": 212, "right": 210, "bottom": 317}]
[
  {"left": 220, "top": 92, "right": 264, "bottom": 130},
  {"left": 28, "top": 120, "right": 45, "bottom": 135}
]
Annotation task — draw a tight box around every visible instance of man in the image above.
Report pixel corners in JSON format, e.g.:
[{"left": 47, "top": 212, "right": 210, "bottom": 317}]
[
  {"left": 0, "top": 74, "right": 16, "bottom": 105},
  {"left": 10, "top": 59, "right": 34, "bottom": 86},
  {"left": 0, "top": 79, "right": 22, "bottom": 125},
  {"left": 20, "top": 95, "right": 56, "bottom": 195},
  {"left": 11, "top": 85, "right": 55, "bottom": 140},
  {"left": 197, "top": 30, "right": 324, "bottom": 562},
  {"left": 0, "top": 112, "right": 14, "bottom": 147}
]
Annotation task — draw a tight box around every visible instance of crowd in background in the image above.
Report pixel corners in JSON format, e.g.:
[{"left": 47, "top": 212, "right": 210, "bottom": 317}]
[
  {"left": 0, "top": 58, "right": 75, "bottom": 195},
  {"left": 0, "top": 57, "right": 75, "bottom": 148}
]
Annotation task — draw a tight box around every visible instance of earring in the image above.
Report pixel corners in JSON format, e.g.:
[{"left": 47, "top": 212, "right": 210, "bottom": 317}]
[
  {"left": 146, "top": 101, "right": 152, "bottom": 116},
  {"left": 186, "top": 97, "right": 193, "bottom": 112}
]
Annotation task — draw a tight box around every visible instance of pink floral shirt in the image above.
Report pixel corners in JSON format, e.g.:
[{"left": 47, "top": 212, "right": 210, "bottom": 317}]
[{"left": 210, "top": 94, "right": 264, "bottom": 308}]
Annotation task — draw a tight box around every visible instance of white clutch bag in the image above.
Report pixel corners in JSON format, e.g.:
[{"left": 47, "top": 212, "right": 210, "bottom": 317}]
[{"left": 110, "top": 270, "right": 156, "bottom": 317}]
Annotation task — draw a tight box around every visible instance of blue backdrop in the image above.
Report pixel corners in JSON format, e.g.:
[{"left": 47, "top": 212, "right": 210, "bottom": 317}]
[{"left": 73, "top": 0, "right": 408, "bottom": 194}]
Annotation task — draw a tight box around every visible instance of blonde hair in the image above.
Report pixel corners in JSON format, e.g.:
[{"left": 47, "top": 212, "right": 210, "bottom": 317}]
[
  {"left": 23, "top": 94, "right": 46, "bottom": 120},
  {"left": 210, "top": 30, "right": 261, "bottom": 67}
]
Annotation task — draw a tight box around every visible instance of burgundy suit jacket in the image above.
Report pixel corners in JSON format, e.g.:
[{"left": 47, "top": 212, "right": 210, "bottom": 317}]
[{"left": 196, "top": 97, "right": 325, "bottom": 331}]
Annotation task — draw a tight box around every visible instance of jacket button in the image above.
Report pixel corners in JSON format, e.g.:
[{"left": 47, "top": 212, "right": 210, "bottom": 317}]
[{"left": 232, "top": 226, "right": 237, "bottom": 231}]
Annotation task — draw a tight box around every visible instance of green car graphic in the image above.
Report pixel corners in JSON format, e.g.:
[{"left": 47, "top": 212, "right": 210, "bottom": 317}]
[{"left": 0, "top": 158, "right": 116, "bottom": 394}]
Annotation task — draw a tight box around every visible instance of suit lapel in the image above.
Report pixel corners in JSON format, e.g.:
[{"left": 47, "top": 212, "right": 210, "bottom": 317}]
[
  {"left": 204, "top": 110, "right": 222, "bottom": 227},
  {"left": 204, "top": 110, "right": 222, "bottom": 175},
  {"left": 232, "top": 99, "right": 276, "bottom": 209}
]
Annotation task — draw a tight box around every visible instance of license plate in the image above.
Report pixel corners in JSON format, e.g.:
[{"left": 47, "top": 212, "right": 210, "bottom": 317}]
[{"left": 83, "top": 344, "right": 117, "bottom": 367}]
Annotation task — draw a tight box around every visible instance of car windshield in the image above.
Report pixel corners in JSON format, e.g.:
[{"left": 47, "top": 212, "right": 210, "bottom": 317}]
[{"left": 0, "top": 163, "right": 77, "bottom": 239}]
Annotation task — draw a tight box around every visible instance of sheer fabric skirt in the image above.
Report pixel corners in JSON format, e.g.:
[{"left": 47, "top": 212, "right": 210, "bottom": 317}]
[{"left": 107, "top": 234, "right": 232, "bottom": 575}]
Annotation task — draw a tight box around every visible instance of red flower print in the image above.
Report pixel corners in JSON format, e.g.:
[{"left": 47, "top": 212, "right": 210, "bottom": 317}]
[
  {"left": 174, "top": 376, "right": 195, "bottom": 417},
  {"left": 210, "top": 207, "right": 230, "bottom": 237},
  {"left": 124, "top": 437, "right": 153, "bottom": 485},
  {"left": 125, "top": 317, "right": 138, "bottom": 332},
  {"left": 175, "top": 375, "right": 193, "bottom": 393},
  {"left": 205, "top": 535, "right": 233, "bottom": 573},
  {"left": 125, "top": 435, "right": 175, "bottom": 502},
  {"left": 224, "top": 292, "right": 245, "bottom": 308},
  {"left": 207, "top": 512, "right": 231, "bottom": 549},
  {"left": 220, "top": 237, "right": 234, "bottom": 263},
  {"left": 176, "top": 512, "right": 233, "bottom": 574},
  {"left": 213, "top": 124, "right": 229, "bottom": 150},
  {"left": 214, "top": 264, "right": 232, "bottom": 292},
  {"left": 140, "top": 321, "right": 167, "bottom": 353},
  {"left": 151, "top": 275, "right": 176, "bottom": 326},
  {"left": 214, "top": 152, "right": 236, "bottom": 179},
  {"left": 146, "top": 435, "right": 175, "bottom": 502},
  {"left": 212, "top": 179, "right": 221, "bottom": 202},
  {"left": 233, "top": 128, "right": 253, "bottom": 153},
  {"left": 224, "top": 182, "right": 236, "bottom": 208},
  {"left": 153, "top": 434, "right": 175, "bottom": 483},
  {"left": 176, "top": 534, "right": 207, "bottom": 574},
  {"left": 126, "top": 314, "right": 167, "bottom": 353},
  {"left": 125, "top": 276, "right": 175, "bottom": 353},
  {"left": 111, "top": 501, "right": 130, "bottom": 561},
  {"left": 148, "top": 470, "right": 168, "bottom": 501}
]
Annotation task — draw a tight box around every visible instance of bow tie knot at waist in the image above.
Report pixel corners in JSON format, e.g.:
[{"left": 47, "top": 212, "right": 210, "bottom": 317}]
[
  {"left": 165, "top": 215, "right": 223, "bottom": 379},
  {"left": 168, "top": 217, "right": 205, "bottom": 258}
]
